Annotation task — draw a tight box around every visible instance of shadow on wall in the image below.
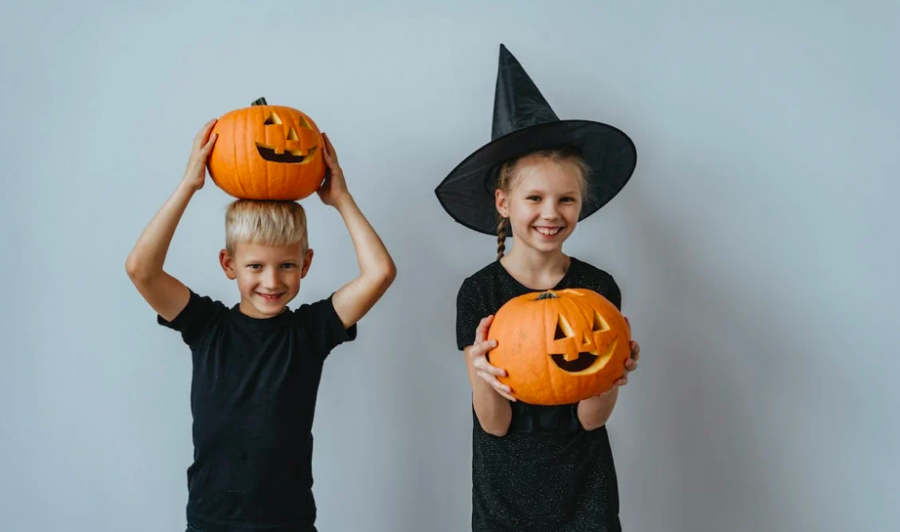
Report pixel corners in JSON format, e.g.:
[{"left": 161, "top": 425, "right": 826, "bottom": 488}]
[{"left": 616, "top": 166, "right": 814, "bottom": 532}]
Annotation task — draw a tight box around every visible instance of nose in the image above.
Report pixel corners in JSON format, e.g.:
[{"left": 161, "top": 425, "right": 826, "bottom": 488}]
[
  {"left": 262, "top": 268, "right": 280, "bottom": 290},
  {"left": 540, "top": 201, "right": 560, "bottom": 220}
]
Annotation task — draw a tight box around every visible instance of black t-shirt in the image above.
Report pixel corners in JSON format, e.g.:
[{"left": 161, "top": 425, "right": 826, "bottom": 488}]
[
  {"left": 456, "top": 258, "right": 623, "bottom": 532},
  {"left": 158, "top": 291, "right": 357, "bottom": 532}
]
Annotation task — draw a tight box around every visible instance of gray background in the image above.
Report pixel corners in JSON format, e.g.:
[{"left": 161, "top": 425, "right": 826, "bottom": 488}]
[{"left": 1, "top": 1, "right": 897, "bottom": 531}]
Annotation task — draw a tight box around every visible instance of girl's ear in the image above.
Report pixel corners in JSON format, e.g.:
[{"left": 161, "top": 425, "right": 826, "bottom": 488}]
[{"left": 495, "top": 188, "right": 510, "bottom": 218}]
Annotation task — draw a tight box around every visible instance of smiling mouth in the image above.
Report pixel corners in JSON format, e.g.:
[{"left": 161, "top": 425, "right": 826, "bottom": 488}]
[
  {"left": 534, "top": 226, "right": 563, "bottom": 236},
  {"left": 550, "top": 339, "right": 618, "bottom": 375},
  {"left": 255, "top": 144, "right": 316, "bottom": 163},
  {"left": 257, "top": 292, "right": 284, "bottom": 300}
]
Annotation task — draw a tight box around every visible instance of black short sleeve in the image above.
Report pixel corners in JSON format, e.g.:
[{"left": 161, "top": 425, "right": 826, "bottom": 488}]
[
  {"left": 604, "top": 275, "right": 622, "bottom": 310},
  {"left": 456, "top": 276, "right": 491, "bottom": 351},
  {"left": 157, "top": 290, "right": 226, "bottom": 348},
  {"left": 295, "top": 295, "right": 358, "bottom": 360}
]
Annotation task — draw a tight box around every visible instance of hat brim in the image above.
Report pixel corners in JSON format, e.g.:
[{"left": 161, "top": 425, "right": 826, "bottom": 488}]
[{"left": 435, "top": 120, "right": 637, "bottom": 236}]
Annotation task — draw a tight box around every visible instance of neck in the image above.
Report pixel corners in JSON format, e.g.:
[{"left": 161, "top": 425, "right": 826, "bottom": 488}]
[{"left": 502, "top": 242, "right": 570, "bottom": 278}]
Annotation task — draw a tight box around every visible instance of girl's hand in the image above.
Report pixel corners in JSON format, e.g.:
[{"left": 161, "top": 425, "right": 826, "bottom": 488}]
[
  {"left": 470, "top": 315, "right": 516, "bottom": 402},
  {"left": 317, "top": 132, "right": 350, "bottom": 207},
  {"left": 182, "top": 119, "right": 217, "bottom": 191},
  {"left": 598, "top": 318, "right": 640, "bottom": 396},
  {"left": 612, "top": 338, "right": 640, "bottom": 388}
]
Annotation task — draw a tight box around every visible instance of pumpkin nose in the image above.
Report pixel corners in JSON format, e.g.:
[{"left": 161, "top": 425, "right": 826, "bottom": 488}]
[{"left": 581, "top": 331, "right": 593, "bottom": 349}]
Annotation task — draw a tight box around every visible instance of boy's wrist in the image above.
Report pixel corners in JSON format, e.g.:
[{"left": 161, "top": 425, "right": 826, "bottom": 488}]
[
  {"left": 332, "top": 192, "right": 355, "bottom": 211},
  {"left": 177, "top": 180, "right": 200, "bottom": 196}
]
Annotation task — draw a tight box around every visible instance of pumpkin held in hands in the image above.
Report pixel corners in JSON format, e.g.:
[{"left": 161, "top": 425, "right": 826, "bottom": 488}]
[
  {"left": 209, "top": 97, "right": 326, "bottom": 200},
  {"left": 487, "top": 288, "right": 631, "bottom": 405}
]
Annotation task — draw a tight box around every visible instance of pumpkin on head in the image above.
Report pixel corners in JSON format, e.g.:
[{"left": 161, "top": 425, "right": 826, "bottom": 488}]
[
  {"left": 487, "top": 288, "right": 630, "bottom": 405},
  {"left": 209, "top": 97, "right": 326, "bottom": 200}
]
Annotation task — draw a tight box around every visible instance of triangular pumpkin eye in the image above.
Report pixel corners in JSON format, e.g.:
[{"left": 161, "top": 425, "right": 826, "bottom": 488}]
[
  {"left": 592, "top": 311, "right": 609, "bottom": 332},
  {"left": 296, "top": 114, "right": 312, "bottom": 129},
  {"left": 555, "top": 315, "right": 573, "bottom": 340},
  {"left": 286, "top": 127, "right": 299, "bottom": 141},
  {"left": 264, "top": 112, "right": 283, "bottom": 125}
]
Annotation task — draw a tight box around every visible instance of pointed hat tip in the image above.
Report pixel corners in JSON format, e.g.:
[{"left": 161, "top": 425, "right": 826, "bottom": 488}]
[{"left": 498, "top": 43, "right": 519, "bottom": 67}]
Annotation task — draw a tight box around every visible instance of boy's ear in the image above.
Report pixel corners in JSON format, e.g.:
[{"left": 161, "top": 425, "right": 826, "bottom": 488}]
[
  {"left": 219, "top": 249, "right": 237, "bottom": 280},
  {"left": 495, "top": 189, "right": 510, "bottom": 218},
  {"left": 300, "top": 248, "right": 314, "bottom": 279}
]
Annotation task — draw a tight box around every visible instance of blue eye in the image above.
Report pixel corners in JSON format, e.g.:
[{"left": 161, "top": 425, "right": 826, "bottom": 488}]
[
  {"left": 247, "top": 264, "right": 262, "bottom": 270},
  {"left": 281, "top": 263, "right": 297, "bottom": 269},
  {"left": 527, "top": 195, "right": 541, "bottom": 201}
]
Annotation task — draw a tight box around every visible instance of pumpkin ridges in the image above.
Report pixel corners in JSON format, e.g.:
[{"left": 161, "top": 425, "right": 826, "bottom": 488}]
[
  {"left": 250, "top": 108, "right": 266, "bottom": 199},
  {"left": 233, "top": 112, "right": 252, "bottom": 199}
]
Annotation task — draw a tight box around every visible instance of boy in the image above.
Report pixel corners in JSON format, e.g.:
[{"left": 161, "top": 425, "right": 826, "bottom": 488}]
[{"left": 125, "top": 119, "right": 396, "bottom": 532}]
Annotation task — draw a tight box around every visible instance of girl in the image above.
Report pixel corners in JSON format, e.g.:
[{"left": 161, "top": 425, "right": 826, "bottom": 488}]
[{"left": 436, "top": 45, "right": 641, "bottom": 532}]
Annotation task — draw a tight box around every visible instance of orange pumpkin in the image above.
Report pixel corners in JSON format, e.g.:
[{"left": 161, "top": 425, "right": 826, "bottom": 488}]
[
  {"left": 209, "top": 97, "right": 326, "bottom": 200},
  {"left": 487, "top": 289, "right": 630, "bottom": 405}
]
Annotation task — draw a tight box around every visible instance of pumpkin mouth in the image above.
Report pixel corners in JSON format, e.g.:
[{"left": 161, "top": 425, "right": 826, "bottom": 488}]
[
  {"left": 551, "top": 338, "right": 618, "bottom": 375},
  {"left": 255, "top": 144, "right": 317, "bottom": 164}
]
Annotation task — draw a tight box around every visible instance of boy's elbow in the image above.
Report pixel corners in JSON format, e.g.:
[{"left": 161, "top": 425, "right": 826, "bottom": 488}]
[
  {"left": 125, "top": 254, "right": 144, "bottom": 281},
  {"left": 383, "top": 261, "right": 397, "bottom": 286},
  {"left": 372, "top": 261, "right": 397, "bottom": 290},
  {"left": 125, "top": 253, "right": 159, "bottom": 284}
]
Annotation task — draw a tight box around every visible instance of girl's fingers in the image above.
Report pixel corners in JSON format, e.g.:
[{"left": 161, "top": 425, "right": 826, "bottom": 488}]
[
  {"left": 477, "top": 372, "right": 515, "bottom": 400},
  {"left": 474, "top": 315, "right": 494, "bottom": 344},
  {"left": 472, "top": 353, "right": 505, "bottom": 377},
  {"left": 496, "top": 389, "right": 517, "bottom": 402}
]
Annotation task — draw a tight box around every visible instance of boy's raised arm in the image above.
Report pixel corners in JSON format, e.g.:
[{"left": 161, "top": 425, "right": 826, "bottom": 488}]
[
  {"left": 318, "top": 133, "right": 397, "bottom": 329},
  {"left": 126, "top": 119, "right": 217, "bottom": 322}
]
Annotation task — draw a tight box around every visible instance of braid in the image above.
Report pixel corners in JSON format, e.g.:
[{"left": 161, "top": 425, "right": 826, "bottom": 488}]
[{"left": 496, "top": 217, "right": 509, "bottom": 260}]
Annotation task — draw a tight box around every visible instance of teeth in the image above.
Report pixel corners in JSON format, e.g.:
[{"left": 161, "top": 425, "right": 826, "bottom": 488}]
[{"left": 535, "top": 227, "right": 562, "bottom": 236}]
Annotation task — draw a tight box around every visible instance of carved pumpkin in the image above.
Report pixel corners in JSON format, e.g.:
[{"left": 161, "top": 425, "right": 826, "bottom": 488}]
[
  {"left": 209, "top": 97, "right": 325, "bottom": 200},
  {"left": 487, "top": 288, "right": 630, "bottom": 405}
]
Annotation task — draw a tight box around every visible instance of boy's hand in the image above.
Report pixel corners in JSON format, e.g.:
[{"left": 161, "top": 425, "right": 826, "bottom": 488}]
[
  {"left": 182, "top": 119, "right": 218, "bottom": 192},
  {"left": 317, "top": 132, "right": 350, "bottom": 207},
  {"left": 470, "top": 315, "right": 517, "bottom": 402}
]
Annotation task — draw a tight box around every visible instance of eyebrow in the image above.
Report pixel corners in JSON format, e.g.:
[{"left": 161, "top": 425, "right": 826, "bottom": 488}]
[{"left": 522, "top": 189, "right": 580, "bottom": 196}]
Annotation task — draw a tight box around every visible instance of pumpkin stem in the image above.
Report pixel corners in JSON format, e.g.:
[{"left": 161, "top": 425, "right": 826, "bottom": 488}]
[
  {"left": 252, "top": 97, "right": 268, "bottom": 106},
  {"left": 536, "top": 291, "right": 558, "bottom": 300}
]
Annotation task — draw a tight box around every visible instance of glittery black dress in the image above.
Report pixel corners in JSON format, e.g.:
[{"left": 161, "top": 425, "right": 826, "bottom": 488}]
[{"left": 456, "top": 258, "right": 623, "bottom": 532}]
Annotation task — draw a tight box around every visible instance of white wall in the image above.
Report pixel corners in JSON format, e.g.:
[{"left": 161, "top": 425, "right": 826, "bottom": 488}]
[{"left": 1, "top": 1, "right": 897, "bottom": 531}]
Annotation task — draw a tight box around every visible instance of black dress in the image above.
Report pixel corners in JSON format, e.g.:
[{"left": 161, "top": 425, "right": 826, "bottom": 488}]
[{"left": 456, "top": 258, "right": 623, "bottom": 532}]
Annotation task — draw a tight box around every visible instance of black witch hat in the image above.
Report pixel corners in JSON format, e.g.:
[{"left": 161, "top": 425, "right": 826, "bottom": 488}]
[{"left": 435, "top": 44, "right": 637, "bottom": 236}]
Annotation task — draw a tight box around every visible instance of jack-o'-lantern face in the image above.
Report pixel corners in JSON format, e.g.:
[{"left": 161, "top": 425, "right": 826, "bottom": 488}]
[
  {"left": 254, "top": 108, "right": 318, "bottom": 164},
  {"left": 547, "top": 292, "right": 618, "bottom": 374},
  {"left": 487, "top": 289, "right": 630, "bottom": 405},
  {"left": 209, "top": 97, "right": 326, "bottom": 201}
]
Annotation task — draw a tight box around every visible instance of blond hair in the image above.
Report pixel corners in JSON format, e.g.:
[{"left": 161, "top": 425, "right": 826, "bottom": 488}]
[
  {"left": 225, "top": 200, "right": 308, "bottom": 254},
  {"left": 495, "top": 149, "right": 591, "bottom": 260}
]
